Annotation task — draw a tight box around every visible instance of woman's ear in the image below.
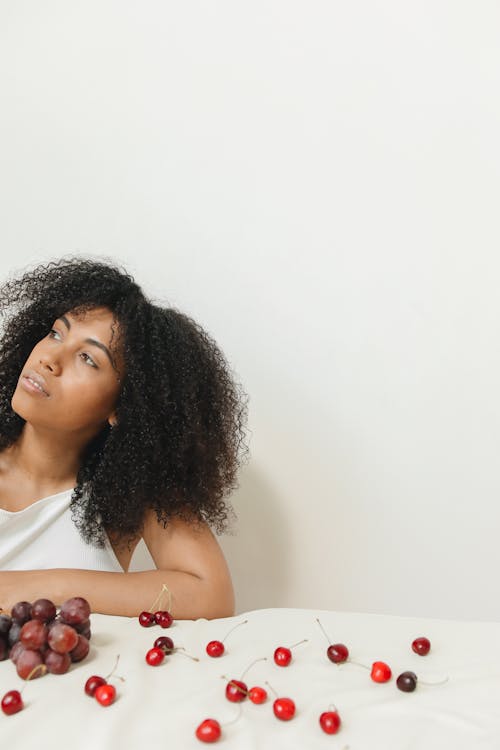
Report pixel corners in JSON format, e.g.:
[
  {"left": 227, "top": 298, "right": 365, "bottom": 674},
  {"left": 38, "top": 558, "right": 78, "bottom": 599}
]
[{"left": 108, "top": 412, "right": 118, "bottom": 428}]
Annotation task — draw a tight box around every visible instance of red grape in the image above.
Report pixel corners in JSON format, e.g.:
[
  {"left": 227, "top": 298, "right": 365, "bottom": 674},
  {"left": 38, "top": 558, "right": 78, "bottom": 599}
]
[
  {"left": 44, "top": 649, "right": 71, "bottom": 675},
  {"left": 0, "top": 614, "right": 12, "bottom": 637},
  {"left": 16, "top": 649, "right": 45, "bottom": 680},
  {"left": 20, "top": 620, "right": 48, "bottom": 650},
  {"left": 59, "top": 597, "right": 91, "bottom": 626},
  {"left": 70, "top": 635, "right": 90, "bottom": 663},
  {"left": 31, "top": 598, "right": 57, "bottom": 623},
  {"left": 11, "top": 601, "right": 32, "bottom": 625},
  {"left": 9, "top": 642, "right": 25, "bottom": 664},
  {"left": 47, "top": 623, "right": 79, "bottom": 654}
]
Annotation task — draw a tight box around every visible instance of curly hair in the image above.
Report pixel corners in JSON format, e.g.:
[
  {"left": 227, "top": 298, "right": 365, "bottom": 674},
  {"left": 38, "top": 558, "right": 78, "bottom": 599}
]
[{"left": 0, "top": 257, "right": 249, "bottom": 547}]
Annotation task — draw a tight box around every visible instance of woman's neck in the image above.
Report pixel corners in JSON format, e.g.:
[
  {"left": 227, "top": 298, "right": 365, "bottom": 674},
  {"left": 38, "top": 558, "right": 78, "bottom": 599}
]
[{"left": 5, "top": 424, "right": 83, "bottom": 490}]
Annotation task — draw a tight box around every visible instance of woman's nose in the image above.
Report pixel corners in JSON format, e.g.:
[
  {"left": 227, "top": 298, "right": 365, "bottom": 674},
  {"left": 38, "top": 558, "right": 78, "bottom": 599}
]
[{"left": 39, "top": 353, "right": 62, "bottom": 376}]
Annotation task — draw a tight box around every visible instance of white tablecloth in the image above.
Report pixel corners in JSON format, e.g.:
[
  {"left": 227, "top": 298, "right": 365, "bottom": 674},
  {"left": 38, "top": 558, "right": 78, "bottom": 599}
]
[{"left": 1, "top": 607, "right": 499, "bottom": 748}]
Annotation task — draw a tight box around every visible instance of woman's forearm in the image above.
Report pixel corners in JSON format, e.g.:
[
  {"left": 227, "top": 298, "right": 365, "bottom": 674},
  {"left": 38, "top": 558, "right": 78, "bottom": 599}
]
[{"left": 1, "top": 568, "right": 235, "bottom": 619}]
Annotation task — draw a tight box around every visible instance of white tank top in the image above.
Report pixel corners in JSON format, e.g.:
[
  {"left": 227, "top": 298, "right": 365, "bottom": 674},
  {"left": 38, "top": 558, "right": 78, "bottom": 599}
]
[{"left": 0, "top": 488, "right": 144, "bottom": 572}]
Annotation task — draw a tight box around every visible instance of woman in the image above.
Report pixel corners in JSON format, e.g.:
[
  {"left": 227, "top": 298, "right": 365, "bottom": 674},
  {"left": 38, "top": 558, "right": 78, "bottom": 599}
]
[{"left": 0, "top": 258, "right": 248, "bottom": 618}]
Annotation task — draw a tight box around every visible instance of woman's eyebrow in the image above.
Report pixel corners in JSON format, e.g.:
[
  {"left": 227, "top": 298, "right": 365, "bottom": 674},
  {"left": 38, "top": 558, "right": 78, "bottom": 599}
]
[{"left": 58, "top": 315, "right": 115, "bottom": 367}]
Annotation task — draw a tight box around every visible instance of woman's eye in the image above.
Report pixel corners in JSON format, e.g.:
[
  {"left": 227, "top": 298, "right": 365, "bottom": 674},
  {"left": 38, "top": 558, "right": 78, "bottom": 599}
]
[
  {"left": 80, "top": 352, "right": 97, "bottom": 368},
  {"left": 48, "top": 328, "right": 61, "bottom": 340}
]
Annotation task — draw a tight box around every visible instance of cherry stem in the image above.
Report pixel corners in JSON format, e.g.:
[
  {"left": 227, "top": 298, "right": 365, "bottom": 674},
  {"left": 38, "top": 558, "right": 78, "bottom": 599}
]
[
  {"left": 328, "top": 702, "right": 339, "bottom": 712},
  {"left": 104, "top": 654, "right": 122, "bottom": 681},
  {"left": 316, "top": 617, "right": 332, "bottom": 645},
  {"left": 347, "top": 660, "right": 369, "bottom": 670},
  {"left": 148, "top": 583, "right": 172, "bottom": 614},
  {"left": 20, "top": 664, "right": 47, "bottom": 692},
  {"left": 222, "top": 619, "right": 248, "bottom": 644},
  {"left": 419, "top": 676, "right": 449, "bottom": 687},
  {"left": 264, "top": 680, "right": 278, "bottom": 698},
  {"left": 240, "top": 656, "right": 267, "bottom": 680},
  {"left": 223, "top": 704, "right": 243, "bottom": 727},
  {"left": 174, "top": 648, "right": 199, "bottom": 662},
  {"left": 289, "top": 638, "right": 308, "bottom": 650}
]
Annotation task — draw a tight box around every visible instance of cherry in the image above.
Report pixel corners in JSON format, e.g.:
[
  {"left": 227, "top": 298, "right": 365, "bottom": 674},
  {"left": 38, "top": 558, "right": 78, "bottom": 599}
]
[
  {"left": 85, "top": 675, "right": 107, "bottom": 697},
  {"left": 154, "top": 636, "right": 174, "bottom": 654},
  {"left": 316, "top": 618, "right": 349, "bottom": 664},
  {"left": 327, "top": 644, "right": 349, "bottom": 664},
  {"left": 206, "top": 619, "right": 248, "bottom": 658},
  {"left": 412, "top": 637, "right": 431, "bottom": 656},
  {"left": 95, "top": 683, "right": 116, "bottom": 707},
  {"left": 138, "top": 611, "right": 155, "bottom": 627},
  {"left": 370, "top": 661, "right": 392, "bottom": 683},
  {"left": 273, "top": 639, "right": 308, "bottom": 667},
  {"left": 397, "top": 671, "right": 417, "bottom": 692},
  {"left": 155, "top": 611, "right": 173, "bottom": 629},
  {"left": 195, "top": 718, "right": 221, "bottom": 743},
  {"left": 206, "top": 640, "right": 225, "bottom": 658},
  {"left": 225, "top": 679, "right": 247, "bottom": 703},
  {"left": 1, "top": 690, "right": 23, "bottom": 716},
  {"left": 146, "top": 647, "right": 165, "bottom": 666},
  {"left": 319, "top": 710, "right": 341, "bottom": 734},
  {"left": 248, "top": 686, "right": 267, "bottom": 704},
  {"left": 273, "top": 646, "right": 291, "bottom": 666},
  {"left": 273, "top": 697, "right": 295, "bottom": 721}
]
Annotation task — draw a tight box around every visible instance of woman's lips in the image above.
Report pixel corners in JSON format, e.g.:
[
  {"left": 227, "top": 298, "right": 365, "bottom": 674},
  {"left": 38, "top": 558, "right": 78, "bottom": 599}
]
[{"left": 20, "top": 375, "right": 50, "bottom": 397}]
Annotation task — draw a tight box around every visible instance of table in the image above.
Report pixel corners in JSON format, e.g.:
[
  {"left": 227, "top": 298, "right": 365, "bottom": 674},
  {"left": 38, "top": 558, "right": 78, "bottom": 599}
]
[{"left": 1, "top": 607, "right": 499, "bottom": 748}]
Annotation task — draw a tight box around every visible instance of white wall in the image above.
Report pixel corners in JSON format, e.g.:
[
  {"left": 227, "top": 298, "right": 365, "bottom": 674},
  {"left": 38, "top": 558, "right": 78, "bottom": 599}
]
[{"left": 1, "top": 1, "right": 499, "bottom": 621}]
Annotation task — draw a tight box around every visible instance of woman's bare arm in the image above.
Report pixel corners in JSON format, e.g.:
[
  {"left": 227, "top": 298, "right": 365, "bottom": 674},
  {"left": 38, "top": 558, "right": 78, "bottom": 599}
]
[{"left": 0, "top": 514, "right": 235, "bottom": 619}]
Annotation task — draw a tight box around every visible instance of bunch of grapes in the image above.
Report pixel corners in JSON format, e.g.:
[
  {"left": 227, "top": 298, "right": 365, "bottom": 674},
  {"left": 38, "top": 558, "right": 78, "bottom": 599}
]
[{"left": 0, "top": 597, "right": 92, "bottom": 679}]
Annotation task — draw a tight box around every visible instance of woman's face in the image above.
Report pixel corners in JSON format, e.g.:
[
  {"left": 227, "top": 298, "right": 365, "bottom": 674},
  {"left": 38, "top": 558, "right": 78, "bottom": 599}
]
[{"left": 11, "top": 306, "right": 124, "bottom": 437}]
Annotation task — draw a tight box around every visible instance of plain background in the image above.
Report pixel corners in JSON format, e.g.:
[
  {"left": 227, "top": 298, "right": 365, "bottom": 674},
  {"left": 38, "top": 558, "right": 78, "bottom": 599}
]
[{"left": 1, "top": 1, "right": 499, "bottom": 621}]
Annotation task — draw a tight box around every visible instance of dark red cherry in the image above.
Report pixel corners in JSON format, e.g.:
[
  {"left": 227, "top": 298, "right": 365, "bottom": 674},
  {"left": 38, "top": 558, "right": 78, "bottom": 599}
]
[
  {"left": 138, "top": 611, "right": 155, "bottom": 627},
  {"left": 154, "top": 636, "right": 174, "bottom": 654},
  {"left": 155, "top": 611, "right": 173, "bottom": 629},
  {"left": 84, "top": 675, "right": 107, "bottom": 697},
  {"left": 327, "top": 643, "right": 349, "bottom": 664},
  {"left": 411, "top": 637, "right": 431, "bottom": 656},
  {"left": 1, "top": 690, "right": 23, "bottom": 715},
  {"left": 397, "top": 671, "right": 417, "bottom": 692}
]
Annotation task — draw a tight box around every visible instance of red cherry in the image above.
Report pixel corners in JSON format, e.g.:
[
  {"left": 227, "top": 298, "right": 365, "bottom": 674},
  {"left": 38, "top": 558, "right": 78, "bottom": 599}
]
[
  {"left": 370, "top": 661, "right": 392, "bottom": 683},
  {"left": 248, "top": 686, "right": 267, "bottom": 704},
  {"left": 319, "top": 710, "right": 341, "bottom": 734},
  {"left": 94, "top": 683, "right": 116, "bottom": 706},
  {"left": 154, "top": 636, "right": 174, "bottom": 654},
  {"left": 155, "top": 611, "right": 173, "bottom": 629},
  {"left": 146, "top": 647, "right": 165, "bottom": 666},
  {"left": 273, "top": 646, "right": 292, "bottom": 667},
  {"left": 225, "top": 679, "right": 248, "bottom": 703},
  {"left": 138, "top": 611, "right": 155, "bottom": 627},
  {"left": 206, "top": 640, "right": 225, "bottom": 657},
  {"left": 273, "top": 697, "right": 295, "bottom": 721},
  {"left": 327, "top": 643, "right": 349, "bottom": 664},
  {"left": 205, "top": 619, "right": 248, "bottom": 658},
  {"left": 195, "top": 718, "right": 221, "bottom": 743},
  {"left": 85, "top": 675, "right": 107, "bottom": 697},
  {"left": 412, "top": 637, "right": 431, "bottom": 656},
  {"left": 1, "top": 690, "right": 23, "bottom": 716}
]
